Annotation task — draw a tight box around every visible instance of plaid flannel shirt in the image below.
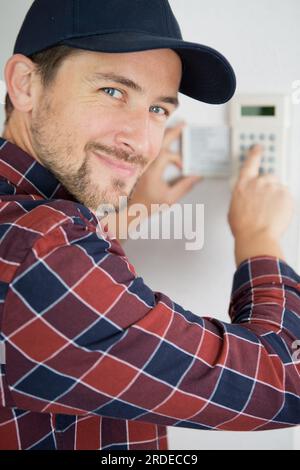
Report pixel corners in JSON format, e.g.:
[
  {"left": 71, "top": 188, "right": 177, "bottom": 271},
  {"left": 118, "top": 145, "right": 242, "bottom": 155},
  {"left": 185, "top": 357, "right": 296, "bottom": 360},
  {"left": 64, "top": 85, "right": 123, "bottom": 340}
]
[{"left": 0, "top": 137, "right": 299, "bottom": 450}]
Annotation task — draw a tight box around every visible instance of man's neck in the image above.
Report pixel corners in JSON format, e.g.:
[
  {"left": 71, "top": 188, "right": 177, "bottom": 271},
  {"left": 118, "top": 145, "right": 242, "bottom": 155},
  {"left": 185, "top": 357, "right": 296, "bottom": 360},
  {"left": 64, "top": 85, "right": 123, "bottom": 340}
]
[{"left": 2, "top": 117, "right": 42, "bottom": 165}]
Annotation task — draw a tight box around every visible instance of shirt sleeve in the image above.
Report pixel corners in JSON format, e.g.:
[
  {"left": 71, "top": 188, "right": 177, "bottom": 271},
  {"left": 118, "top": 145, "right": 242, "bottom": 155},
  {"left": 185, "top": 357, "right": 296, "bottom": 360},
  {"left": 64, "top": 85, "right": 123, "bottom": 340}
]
[{"left": 3, "top": 218, "right": 300, "bottom": 431}]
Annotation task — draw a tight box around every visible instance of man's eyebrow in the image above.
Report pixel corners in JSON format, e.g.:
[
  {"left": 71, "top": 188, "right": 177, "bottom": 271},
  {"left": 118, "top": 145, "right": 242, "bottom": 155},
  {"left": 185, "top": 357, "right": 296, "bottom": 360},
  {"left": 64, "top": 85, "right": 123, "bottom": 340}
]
[{"left": 89, "top": 72, "right": 180, "bottom": 108}]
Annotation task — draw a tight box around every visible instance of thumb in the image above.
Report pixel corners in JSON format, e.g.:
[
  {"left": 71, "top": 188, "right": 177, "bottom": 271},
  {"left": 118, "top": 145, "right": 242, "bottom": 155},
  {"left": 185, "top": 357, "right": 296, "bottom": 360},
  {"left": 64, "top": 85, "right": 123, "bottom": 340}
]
[{"left": 169, "top": 175, "right": 202, "bottom": 203}]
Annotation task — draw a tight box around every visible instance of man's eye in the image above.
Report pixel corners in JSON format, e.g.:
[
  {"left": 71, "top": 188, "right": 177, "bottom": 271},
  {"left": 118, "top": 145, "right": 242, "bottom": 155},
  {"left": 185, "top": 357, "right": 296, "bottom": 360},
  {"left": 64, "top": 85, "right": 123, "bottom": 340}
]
[
  {"left": 102, "top": 87, "right": 123, "bottom": 99},
  {"left": 150, "top": 105, "right": 169, "bottom": 117},
  {"left": 101, "top": 90, "right": 169, "bottom": 117}
]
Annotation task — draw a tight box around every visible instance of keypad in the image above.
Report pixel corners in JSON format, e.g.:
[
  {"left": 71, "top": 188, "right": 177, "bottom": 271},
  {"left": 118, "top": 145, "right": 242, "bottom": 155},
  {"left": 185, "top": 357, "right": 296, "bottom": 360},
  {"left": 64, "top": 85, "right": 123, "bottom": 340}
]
[{"left": 238, "top": 132, "right": 277, "bottom": 174}]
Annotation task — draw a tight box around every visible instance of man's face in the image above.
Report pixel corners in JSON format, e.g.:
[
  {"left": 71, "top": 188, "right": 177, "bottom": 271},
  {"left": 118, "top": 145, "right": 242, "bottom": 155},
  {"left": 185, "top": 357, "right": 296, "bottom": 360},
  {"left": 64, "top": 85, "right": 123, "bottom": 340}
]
[{"left": 29, "top": 48, "right": 182, "bottom": 213}]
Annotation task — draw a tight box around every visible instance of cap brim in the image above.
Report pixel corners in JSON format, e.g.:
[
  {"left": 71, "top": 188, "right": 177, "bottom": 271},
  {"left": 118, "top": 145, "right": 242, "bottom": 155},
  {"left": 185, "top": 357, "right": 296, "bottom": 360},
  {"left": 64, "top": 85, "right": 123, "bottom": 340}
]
[{"left": 61, "top": 32, "right": 236, "bottom": 105}]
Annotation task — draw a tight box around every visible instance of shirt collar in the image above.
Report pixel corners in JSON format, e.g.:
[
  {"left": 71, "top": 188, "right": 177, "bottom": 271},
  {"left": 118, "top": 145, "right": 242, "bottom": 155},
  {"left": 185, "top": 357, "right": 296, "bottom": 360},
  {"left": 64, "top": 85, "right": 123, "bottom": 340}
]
[
  {"left": 0, "top": 137, "right": 118, "bottom": 240},
  {"left": 0, "top": 137, "right": 77, "bottom": 202}
]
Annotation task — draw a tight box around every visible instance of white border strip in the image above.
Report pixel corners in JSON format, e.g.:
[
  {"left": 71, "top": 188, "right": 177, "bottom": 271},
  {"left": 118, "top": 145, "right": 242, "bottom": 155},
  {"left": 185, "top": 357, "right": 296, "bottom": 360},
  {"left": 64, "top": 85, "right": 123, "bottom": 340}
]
[{"left": 0, "top": 343, "right": 5, "bottom": 365}]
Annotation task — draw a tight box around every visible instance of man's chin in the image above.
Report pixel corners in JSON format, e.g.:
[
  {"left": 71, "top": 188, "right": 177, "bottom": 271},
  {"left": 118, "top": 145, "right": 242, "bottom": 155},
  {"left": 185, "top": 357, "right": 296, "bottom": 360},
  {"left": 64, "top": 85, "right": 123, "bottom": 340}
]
[{"left": 91, "top": 190, "right": 130, "bottom": 216}]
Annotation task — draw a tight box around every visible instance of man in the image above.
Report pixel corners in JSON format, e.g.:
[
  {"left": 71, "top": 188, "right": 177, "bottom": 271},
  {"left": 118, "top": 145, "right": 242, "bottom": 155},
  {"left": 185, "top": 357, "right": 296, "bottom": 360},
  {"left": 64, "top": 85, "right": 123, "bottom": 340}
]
[{"left": 0, "top": 0, "right": 299, "bottom": 451}]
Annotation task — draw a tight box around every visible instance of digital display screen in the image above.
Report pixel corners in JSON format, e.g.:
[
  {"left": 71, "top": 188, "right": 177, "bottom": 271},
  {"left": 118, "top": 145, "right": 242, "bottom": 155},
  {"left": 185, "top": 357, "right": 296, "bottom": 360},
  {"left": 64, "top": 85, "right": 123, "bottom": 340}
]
[{"left": 241, "top": 106, "right": 276, "bottom": 117}]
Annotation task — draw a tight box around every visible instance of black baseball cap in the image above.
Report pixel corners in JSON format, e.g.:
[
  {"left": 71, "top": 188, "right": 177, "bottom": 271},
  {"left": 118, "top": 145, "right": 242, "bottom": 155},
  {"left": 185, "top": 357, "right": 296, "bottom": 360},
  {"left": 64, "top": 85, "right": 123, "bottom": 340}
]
[{"left": 13, "top": 0, "right": 236, "bottom": 105}]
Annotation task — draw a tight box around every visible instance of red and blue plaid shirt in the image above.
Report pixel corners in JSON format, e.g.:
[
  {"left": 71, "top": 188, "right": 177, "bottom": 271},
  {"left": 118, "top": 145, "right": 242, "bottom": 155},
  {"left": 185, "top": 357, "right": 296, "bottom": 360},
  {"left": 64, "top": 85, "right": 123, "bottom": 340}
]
[{"left": 0, "top": 137, "right": 299, "bottom": 450}]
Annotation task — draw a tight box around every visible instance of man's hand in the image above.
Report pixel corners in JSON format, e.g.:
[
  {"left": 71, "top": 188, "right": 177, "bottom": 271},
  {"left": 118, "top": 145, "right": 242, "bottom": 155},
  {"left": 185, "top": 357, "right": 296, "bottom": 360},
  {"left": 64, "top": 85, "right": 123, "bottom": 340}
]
[
  {"left": 104, "top": 122, "right": 203, "bottom": 242},
  {"left": 228, "top": 145, "right": 295, "bottom": 267},
  {"left": 129, "top": 122, "right": 202, "bottom": 214}
]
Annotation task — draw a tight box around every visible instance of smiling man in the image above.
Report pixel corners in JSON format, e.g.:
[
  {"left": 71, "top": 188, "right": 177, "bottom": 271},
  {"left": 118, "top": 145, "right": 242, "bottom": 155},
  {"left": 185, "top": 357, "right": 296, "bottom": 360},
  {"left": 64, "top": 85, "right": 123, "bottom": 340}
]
[
  {"left": 0, "top": 0, "right": 299, "bottom": 451},
  {"left": 4, "top": 47, "right": 182, "bottom": 213}
]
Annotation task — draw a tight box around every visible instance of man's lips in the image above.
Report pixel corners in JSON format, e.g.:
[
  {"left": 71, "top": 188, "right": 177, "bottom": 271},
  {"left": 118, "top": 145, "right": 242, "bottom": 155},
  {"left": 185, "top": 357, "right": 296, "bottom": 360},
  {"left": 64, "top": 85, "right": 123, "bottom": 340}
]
[{"left": 92, "top": 151, "right": 137, "bottom": 177}]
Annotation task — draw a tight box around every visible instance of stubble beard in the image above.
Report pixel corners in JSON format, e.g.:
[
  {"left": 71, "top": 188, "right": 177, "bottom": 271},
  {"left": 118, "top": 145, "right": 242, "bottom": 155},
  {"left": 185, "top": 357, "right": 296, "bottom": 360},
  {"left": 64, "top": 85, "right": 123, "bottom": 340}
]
[{"left": 30, "top": 100, "right": 138, "bottom": 214}]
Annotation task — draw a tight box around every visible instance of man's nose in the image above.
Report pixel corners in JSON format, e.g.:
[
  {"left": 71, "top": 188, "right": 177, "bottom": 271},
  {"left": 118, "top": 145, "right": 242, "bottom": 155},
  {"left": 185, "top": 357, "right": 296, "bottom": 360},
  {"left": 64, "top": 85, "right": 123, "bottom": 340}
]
[{"left": 114, "top": 109, "right": 152, "bottom": 158}]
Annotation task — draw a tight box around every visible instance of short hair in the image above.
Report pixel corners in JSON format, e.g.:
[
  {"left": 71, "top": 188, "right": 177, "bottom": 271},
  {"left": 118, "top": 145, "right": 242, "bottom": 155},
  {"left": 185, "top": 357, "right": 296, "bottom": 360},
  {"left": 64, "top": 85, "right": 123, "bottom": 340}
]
[{"left": 4, "top": 45, "right": 80, "bottom": 126}]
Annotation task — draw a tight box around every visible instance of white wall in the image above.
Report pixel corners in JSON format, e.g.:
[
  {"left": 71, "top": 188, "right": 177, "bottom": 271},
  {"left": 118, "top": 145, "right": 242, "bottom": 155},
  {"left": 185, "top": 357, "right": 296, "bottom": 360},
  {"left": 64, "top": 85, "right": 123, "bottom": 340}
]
[{"left": 0, "top": 0, "right": 299, "bottom": 450}]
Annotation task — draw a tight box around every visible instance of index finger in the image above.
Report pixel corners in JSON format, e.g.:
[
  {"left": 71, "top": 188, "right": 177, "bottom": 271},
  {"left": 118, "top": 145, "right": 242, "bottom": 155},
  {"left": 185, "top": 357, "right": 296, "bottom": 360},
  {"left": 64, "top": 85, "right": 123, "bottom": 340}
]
[
  {"left": 163, "top": 122, "right": 186, "bottom": 149},
  {"left": 238, "top": 144, "right": 264, "bottom": 182}
]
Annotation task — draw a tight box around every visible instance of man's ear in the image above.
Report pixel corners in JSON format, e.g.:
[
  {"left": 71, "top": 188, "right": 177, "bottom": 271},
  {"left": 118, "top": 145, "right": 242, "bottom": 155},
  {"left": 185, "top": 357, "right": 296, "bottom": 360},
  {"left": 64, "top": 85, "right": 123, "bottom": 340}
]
[{"left": 4, "top": 54, "right": 37, "bottom": 114}]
